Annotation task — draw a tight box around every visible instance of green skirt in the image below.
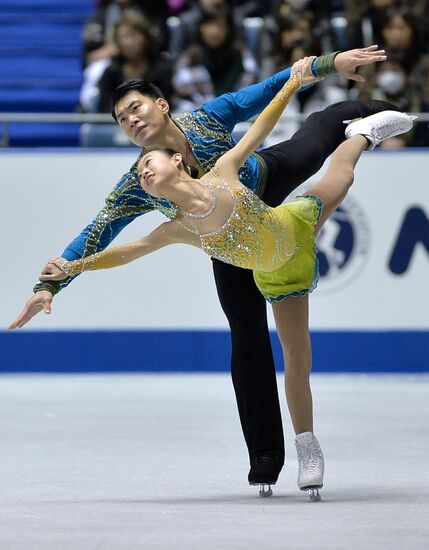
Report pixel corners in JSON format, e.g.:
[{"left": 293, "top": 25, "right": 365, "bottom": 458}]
[{"left": 253, "top": 195, "right": 323, "bottom": 303}]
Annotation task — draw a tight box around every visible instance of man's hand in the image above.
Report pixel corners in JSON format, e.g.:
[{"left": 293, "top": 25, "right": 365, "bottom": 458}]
[
  {"left": 9, "top": 290, "right": 53, "bottom": 329},
  {"left": 335, "top": 45, "right": 387, "bottom": 82}
]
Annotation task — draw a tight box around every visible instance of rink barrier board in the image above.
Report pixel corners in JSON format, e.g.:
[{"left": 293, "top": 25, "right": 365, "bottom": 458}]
[{"left": 0, "top": 330, "right": 427, "bottom": 373}]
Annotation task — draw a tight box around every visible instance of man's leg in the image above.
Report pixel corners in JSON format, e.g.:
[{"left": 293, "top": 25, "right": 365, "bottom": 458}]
[
  {"left": 211, "top": 258, "right": 285, "bottom": 484},
  {"left": 260, "top": 99, "right": 397, "bottom": 206}
]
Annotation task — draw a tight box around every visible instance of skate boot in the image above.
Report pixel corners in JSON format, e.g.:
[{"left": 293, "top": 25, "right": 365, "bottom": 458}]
[
  {"left": 248, "top": 453, "right": 284, "bottom": 498},
  {"left": 344, "top": 110, "right": 417, "bottom": 150},
  {"left": 295, "top": 432, "right": 324, "bottom": 502}
]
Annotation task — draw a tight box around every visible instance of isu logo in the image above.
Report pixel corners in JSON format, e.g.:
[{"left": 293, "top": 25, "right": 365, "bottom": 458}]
[{"left": 316, "top": 195, "right": 370, "bottom": 293}]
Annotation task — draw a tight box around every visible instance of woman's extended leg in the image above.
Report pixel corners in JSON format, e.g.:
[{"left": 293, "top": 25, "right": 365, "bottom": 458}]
[
  {"left": 259, "top": 99, "right": 396, "bottom": 207},
  {"left": 307, "top": 134, "right": 368, "bottom": 233}
]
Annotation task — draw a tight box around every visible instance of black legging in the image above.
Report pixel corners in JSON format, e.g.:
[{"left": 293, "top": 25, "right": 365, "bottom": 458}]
[{"left": 212, "top": 99, "right": 395, "bottom": 461}]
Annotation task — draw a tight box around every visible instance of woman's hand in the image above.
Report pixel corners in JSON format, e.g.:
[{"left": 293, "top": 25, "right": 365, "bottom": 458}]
[
  {"left": 291, "top": 56, "right": 323, "bottom": 88},
  {"left": 39, "top": 259, "right": 69, "bottom": 281}
]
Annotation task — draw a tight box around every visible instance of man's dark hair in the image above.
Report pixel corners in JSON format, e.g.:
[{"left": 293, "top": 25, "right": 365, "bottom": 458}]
[{"left": 111, "top": 80, "right": 166, "bottom": 120}]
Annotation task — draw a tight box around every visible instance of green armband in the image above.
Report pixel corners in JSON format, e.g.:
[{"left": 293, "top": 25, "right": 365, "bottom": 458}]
[
  {"left": 33, "top": 280, "right": 61, "bottom": 296},
  {"left": 313, "top": 51, "right": 341, "bottom": 78}
]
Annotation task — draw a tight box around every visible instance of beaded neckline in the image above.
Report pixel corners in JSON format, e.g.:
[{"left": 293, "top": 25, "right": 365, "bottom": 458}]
[
  {"left": 178, "top": 184, "right": 217, "bottom": 219},
  {"left": 175, "top": 171, "right": 237, "bottom": 236}
]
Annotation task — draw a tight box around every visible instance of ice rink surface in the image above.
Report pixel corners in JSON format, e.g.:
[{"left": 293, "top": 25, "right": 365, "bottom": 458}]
[{"left": 1, "top": 373, "right": 428, "bottom": 550}]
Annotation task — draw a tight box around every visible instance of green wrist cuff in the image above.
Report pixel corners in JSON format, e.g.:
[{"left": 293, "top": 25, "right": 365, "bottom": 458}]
[
  {"left": 314, "top": 51, "right": 341, "bottom": 78},
  {"left": 33, "top": 280, "right": 61, "bottom": 296}
]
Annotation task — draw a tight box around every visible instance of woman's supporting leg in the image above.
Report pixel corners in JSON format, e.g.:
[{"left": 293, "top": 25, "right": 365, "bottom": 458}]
[
  {"left": 272, "top": 295, "right": 325, "bottom": 498},
  {"left": 212, "top": 259, "right": 285, "bottom": 483},
  {"left": 271, "top": 295, "right": 313, "bottom": 434},
  {"left": 306, "top": 134, "right": 368, "bottom": 232}
]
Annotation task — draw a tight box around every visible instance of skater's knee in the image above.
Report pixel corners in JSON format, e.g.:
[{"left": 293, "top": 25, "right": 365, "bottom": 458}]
[
  {"left": 284, "top": 347, "right": 312, "bottom": 371},
  {"left": 279, "top": 335, "right": 312, "bottom": 373}
]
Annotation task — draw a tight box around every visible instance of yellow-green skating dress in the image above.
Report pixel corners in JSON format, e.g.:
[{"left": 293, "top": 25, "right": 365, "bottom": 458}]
[{"left": 199, "top": 183, "right": 323, "bottom": 303}]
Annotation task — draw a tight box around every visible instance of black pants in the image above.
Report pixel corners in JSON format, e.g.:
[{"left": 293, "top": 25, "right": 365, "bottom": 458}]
[{"left": 212, "top": 99, "right": 394, "bottom": 462}]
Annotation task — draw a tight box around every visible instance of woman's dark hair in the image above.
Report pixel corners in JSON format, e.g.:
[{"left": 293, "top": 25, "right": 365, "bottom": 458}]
[
  {"left": 147, "top": 147, "right": 177, "bottom": 157},
  {"left": 143, "top": 148, "right": 197, "bottom": 177},
  {"left": 110, "top": 79, "right": 165, "bottom": 120}
]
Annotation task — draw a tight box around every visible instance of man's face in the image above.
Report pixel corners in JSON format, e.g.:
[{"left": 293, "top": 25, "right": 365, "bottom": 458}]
[{"left": 114, "top": 91, "right": 170, "bottom": 147}]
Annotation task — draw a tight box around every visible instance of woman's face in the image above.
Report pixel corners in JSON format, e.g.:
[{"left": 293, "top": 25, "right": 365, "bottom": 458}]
[
  {"left": 382, "top": 15, "right": 413, "bottom": 50},
  {"left": 137, "top": 151, "right": 180, "bottom": 199},
  {"left": 199, "top": 17, "right": 229, "bottom": 49},
  {"left": 116, "top": 24, "right": 147, "bottom": 59}
]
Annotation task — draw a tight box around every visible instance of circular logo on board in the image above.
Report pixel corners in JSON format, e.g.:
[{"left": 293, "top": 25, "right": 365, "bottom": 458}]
[{"left": 316, "top": 195, "right": 370, "bottom": 293}]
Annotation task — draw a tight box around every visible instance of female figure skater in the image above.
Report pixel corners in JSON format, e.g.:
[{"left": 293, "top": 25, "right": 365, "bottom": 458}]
[{"left": 42, "top": 58, "right": 414, "bottom": 501}]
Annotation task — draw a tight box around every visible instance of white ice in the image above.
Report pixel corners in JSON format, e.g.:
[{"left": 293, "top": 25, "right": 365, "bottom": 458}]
[{"left": 0, "top": 373, "right": 428, "bottom": 549}]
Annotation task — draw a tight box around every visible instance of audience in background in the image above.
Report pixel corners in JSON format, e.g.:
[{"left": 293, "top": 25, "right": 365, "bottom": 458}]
[
  {"left": 79, "top": 0, "right": 429, "bottom": 146},
  {"left": 82, "top": 0, "right": 169, "bottom": 68},
  {"left": 379, "top": 11, "right": 421, "bottom": 72},
  {"left": 173, "top": 8, "right": 257, "bottom": 108},
  {"left": 92, "top": 13, "right": 173, "bottom": 112},
  {"left": 371, "top": 59, "right": 418, "bottom": 147},
  {"left": 172, "top": 0, "right": 232, "bottom": 58}
]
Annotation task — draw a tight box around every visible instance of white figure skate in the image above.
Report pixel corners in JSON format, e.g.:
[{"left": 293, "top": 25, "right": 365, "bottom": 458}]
[
  {"left": 344, "top": 110, "right": 417, "bottom": 150},
  {"left": 295, "top": 432, "right": 324, "bottom": 502}
]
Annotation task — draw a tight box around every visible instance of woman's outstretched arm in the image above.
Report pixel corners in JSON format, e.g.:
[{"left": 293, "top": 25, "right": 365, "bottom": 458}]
[
  {"left": 215, "top": 57, "right": 320, "bottom": 172},
  {"left": 40, "top": 221, "right": 199, "bottom": 280}
]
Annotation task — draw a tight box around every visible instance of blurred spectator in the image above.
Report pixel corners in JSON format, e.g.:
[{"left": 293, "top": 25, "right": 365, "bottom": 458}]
[
  {"left": 90, "top": 14, "right": 174, "bottom": 112},
  {"left": 412, "top": 54, "right": 429, "bottom": 146},
  {"left": 372, "top": 59, "right": 418, "bottom": 111},
  {"left": 171, "top": 0, "right": 268, "bottom": 58},
  {"left": 172, "top": 46, "right": 215, "bottom": 112},
  {"left": 346, "top": 0, "right": 399, "bottom": 49},
  {"left": 354, "top": 58, "right": 425, "bottom": 148},
  {"left": 262, "top": 2, "right": 329, "bottom": 68},
  {"left": 345, "top": 1, "right": 427, "bottom": 56},
  {"left": 261, "top": 11, "right": 318, "bottom": 79},
  {"left": 173, "top": 8, "right": 258, "bottom": 108},
  {"left": 82, "top": 0, "right": 169, "bottom": 67},
  {"left": 172, "top": 0, "right": 230, "bottom": 58},
  {"left": 380, "top": 11, "right": 421, "bottom": 71}
]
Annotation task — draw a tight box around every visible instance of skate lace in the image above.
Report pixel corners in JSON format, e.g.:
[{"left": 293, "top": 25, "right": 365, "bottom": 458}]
[
  {"left": 296, "top": 440, "right": 323, "bottom": 473},
  {"left": 373, "top": 119, "right": 404, "bottom": 140}
]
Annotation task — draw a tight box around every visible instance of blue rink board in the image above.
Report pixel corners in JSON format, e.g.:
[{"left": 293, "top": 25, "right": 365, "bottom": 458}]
[{"left": 0, "top": 331, "right": 428, "bottom": 373}]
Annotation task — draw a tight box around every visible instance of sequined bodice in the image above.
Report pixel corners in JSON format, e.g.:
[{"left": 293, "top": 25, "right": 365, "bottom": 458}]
[{"left": 177, "top": 174, "right": 296, "bottom": 273}]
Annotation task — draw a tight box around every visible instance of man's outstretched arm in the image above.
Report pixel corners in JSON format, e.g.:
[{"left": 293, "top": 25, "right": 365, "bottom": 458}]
[{"left": 202, "top": 45, "right": 386, "bottom": 131}]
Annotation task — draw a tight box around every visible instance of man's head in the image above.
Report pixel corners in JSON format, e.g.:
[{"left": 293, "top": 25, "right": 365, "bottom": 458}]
[{"left": 111, "top": 80, "right": 171, "bottom": 147}]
